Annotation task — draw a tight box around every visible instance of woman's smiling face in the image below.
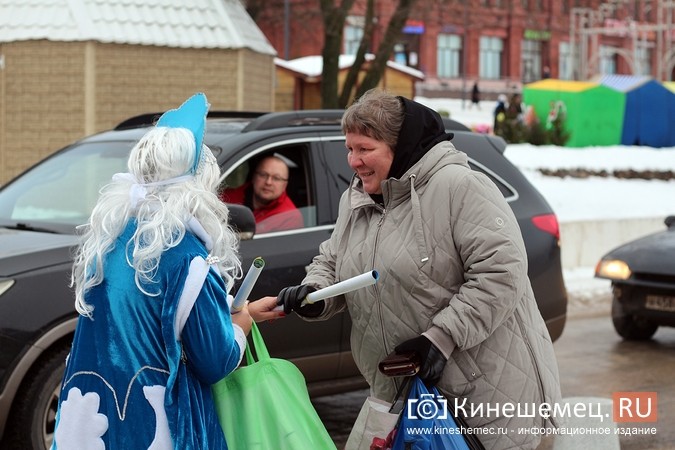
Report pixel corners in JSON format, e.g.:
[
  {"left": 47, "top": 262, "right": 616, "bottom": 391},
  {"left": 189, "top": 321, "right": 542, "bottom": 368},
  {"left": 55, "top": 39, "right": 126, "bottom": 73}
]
[{"left": 345, "top": 132, "right": 395, "bottom": 195}]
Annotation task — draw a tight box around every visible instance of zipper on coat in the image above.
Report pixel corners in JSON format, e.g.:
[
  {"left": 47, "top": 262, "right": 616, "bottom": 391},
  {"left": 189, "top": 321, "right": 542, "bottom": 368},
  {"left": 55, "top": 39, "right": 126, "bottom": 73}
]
[
  {"left": 376, "top": 208, "right": 386, "bottom": 227},
  {"left": 372, "top": 205, "right": 400, "bottom": 402},
  {"left": 372, "top": 207, "right": 389, "bottom": 353}
]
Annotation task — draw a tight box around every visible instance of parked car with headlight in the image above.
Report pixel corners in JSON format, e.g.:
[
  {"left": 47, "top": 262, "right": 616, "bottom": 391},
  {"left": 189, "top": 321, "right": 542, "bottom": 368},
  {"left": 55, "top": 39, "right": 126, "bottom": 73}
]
[
  {"left": 595, "top": 215, "right": 675, "bottom": 340},
  {"left": 0, "top": 109, "right": 567, "bottom": 449}
]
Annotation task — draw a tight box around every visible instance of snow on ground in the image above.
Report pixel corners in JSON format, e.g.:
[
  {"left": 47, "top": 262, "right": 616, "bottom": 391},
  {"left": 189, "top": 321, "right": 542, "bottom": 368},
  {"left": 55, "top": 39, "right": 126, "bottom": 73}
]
[{"left": 505, "top": 147, "right": 675, "bottom": 222}]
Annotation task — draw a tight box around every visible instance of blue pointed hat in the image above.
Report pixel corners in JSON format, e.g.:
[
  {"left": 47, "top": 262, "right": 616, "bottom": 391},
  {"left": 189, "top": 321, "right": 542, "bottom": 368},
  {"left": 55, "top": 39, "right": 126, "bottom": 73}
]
[{"left": 157, "top": 93, "right": 209, "bottom": 173}]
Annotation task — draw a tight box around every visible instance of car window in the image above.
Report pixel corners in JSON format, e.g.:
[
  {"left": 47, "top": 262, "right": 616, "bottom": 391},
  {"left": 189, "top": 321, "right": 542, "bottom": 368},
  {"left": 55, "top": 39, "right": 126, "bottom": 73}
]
[
  {"left": 467, "top": 161, "right": 517, "bottom": 200},
  {"left": 219, "top": 144, "right": 316, "bottom": 235},
  {"left": 318, "top": 139, "right": 352, "bottom": 218},
  {"left": 0, "top": 142, "right": 131, "bottom": 227}
]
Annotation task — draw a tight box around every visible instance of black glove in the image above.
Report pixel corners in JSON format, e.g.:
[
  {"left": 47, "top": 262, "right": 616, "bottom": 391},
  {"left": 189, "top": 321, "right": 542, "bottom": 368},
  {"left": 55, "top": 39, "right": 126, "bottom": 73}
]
[
  {"left": 394, "top": 335, "right": 447, "bottom": 387},
  {"left": 276, "top": 285, "right": 323, "bottom": 317}
]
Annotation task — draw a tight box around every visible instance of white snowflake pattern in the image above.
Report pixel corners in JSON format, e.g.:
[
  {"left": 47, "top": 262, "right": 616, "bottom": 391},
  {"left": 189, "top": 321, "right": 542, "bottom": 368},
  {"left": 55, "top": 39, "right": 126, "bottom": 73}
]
[{"left": 54, "top": 387, "right": 108, "bottom": 450}]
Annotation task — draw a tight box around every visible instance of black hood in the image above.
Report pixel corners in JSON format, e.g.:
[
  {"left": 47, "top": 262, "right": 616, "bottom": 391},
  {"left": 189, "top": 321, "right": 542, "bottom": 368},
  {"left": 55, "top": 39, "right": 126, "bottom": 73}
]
[{"left": 387, "top": 97, "right": 454, "bottom": 180}]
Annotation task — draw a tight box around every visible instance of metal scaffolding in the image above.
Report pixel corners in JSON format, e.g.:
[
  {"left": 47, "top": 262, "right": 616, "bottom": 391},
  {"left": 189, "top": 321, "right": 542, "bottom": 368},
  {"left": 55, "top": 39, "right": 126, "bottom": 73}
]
[{"left": 569, "top": 0, "right": 674, "bottom": 80}]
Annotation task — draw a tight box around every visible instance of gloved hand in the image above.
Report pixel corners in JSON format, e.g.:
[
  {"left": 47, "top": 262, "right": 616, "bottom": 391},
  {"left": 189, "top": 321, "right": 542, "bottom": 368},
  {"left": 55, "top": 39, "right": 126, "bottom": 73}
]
[
  {"left": 276, "top": 285, "right": 323, "bottom": 317},
  {"left": 394, "top": 335, "right": 447, "bottom": 387}
]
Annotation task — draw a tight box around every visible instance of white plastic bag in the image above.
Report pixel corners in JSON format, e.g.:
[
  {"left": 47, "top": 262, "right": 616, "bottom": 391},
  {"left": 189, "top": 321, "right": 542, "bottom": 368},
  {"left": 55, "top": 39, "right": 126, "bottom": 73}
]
[{"left": 345, "top": 396, "right": 399, "bottom": 450}]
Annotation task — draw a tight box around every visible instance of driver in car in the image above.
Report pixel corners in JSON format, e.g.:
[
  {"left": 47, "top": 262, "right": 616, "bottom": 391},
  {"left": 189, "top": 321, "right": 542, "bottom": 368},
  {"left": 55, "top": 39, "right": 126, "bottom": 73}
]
[{"left": 221, "top": 154, "right": 303, "bottom": 233}]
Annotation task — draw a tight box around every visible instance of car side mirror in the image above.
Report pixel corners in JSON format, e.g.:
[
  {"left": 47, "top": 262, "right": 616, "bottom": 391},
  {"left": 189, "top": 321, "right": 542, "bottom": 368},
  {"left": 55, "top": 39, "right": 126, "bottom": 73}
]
[
  {"left": 226, "top": 204, "right": 256, "bottom": 240},
  {"left": 665, "top": 215, "right": 675, "bottom": 229}
]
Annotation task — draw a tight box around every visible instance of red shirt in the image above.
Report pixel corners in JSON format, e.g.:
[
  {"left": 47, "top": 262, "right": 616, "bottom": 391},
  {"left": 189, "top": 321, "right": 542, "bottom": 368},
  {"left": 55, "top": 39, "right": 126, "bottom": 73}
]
[{"left": 221, "top": 183, "right": 304, "bottom": 234}]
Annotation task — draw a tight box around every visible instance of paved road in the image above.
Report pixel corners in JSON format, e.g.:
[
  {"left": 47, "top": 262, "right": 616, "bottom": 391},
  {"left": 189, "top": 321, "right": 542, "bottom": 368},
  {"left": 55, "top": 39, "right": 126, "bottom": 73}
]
[{"left": 313, "top": 312, "right": 675, "bottom": 449}]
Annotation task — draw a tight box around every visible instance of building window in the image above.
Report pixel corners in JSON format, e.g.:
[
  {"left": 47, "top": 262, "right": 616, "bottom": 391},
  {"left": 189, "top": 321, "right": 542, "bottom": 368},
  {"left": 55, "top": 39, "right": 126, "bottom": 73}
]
[
  {"left": 344, "top": 16, "right": 364, "bottom": 55},
  {"left": 521, "top": 39, "right": 542, "bottom": 83},
  {"left": 479, "top": 37, "right": 503, "bottom": 79},
  {"left": 645, "top": 6, "right": 652, "bottom": 21},
  {"left": 437, "top": 34, "right": 462, "bottom": 78},
  {"left": 559, "top": 41, "right": 573, "bottom": 80},
  {"left": 636, "top": 46, "right": 652, "bottom": 76},
  {"left": 394, "top": 43, "right": 408, "bottom": 65},
  {"left": 600, "top": 46, "right": 617, "bottom": 74},
  {"left": 394, "top": 36, "right": 420, "bottom": 68}
]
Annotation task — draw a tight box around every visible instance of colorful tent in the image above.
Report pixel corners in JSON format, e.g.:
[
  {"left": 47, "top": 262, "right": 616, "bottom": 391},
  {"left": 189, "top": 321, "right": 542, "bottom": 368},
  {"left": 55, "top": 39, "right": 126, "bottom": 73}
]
[
  {"left": 597, "top": 75, "right": 675, "bottom": 148},
  {"left": 523, "top": 79, "right": 625, "bottom": 147}
]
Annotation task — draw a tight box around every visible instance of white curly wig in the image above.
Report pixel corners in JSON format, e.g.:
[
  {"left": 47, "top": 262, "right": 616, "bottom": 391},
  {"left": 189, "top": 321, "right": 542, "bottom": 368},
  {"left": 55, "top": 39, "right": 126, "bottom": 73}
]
[{"left": 71, "top": 126, "right": 241, "bottom": 317}]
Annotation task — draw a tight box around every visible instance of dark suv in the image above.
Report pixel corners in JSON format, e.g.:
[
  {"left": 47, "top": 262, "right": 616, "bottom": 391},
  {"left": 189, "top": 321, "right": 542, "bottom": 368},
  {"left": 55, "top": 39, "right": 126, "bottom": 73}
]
[{"left": 0, "top": 110, "right": 567, "bottom": 449}]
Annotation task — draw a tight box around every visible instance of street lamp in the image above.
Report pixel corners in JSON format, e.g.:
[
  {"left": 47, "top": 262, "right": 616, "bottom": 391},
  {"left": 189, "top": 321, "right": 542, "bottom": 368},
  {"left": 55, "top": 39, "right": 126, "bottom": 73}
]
[
  {"left": 461, "top": 1, "right": 468, "bottom": 109},
  {"left": 284, "top": 0, "right": 290, "bottom": 60}
]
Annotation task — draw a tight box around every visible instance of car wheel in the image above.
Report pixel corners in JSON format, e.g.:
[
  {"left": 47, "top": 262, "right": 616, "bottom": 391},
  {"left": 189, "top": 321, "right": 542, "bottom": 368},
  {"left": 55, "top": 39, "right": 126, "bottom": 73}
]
[
  {"left": 611, "top": 296, "right": 658, "bottom": 340},
  {"left": 2, "top": 343, "right": 69, "bottom": 450}
]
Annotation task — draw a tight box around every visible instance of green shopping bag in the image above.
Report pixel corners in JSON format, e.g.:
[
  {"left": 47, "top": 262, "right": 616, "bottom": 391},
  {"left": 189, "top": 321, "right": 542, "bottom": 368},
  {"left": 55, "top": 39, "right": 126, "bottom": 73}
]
[{"left": 212, "top": 322, "right": 337, "bottom": 450}]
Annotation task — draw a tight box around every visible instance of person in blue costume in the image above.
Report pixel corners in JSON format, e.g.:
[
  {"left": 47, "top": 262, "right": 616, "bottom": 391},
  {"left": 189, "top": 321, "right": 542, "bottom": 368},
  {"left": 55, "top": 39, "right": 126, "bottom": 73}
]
[{"left": 51, "top": 93, "right": 282, "bottom": 449}]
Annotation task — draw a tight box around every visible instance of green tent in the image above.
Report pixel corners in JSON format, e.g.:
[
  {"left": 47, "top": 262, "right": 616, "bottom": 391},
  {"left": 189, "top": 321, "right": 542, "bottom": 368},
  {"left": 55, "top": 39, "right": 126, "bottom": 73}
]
[{"left": 523, "top": 79, "right": 625, "bottom": 147}]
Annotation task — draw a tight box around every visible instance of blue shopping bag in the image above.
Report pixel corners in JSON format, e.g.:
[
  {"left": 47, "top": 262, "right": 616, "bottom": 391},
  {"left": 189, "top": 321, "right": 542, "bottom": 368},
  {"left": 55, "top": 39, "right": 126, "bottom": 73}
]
[{"left": 392, "top": 377, "right": 471, "bottom": 450}]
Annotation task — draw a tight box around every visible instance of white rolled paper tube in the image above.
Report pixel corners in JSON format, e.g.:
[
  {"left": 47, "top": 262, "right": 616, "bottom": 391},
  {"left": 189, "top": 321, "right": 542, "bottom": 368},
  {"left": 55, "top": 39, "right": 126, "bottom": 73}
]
[
  {"left": 232, "top": 257, "right": 265, "bottom": 313},
  {"left": 301, "top": 270, "right": 379, "bottom": 306}
]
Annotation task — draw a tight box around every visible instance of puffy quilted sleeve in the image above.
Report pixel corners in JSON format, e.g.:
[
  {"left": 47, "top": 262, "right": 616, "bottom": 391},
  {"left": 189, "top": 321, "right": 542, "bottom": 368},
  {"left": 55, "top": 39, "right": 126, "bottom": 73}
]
[
  {"left": 431, "top": 170, "right": 530, "bottom": 350},
  {"left": 302, "top": 190, "right": 351, "bottom": 319}
]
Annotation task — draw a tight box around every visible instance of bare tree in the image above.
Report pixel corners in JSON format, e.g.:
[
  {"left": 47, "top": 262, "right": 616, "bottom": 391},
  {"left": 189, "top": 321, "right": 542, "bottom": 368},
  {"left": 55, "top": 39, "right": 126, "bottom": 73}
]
[
  {"left": 319, "top": 0, "right": 356, "bottom": 108},
  {"left": 351, "top": 0, "right": 416, "bottom": 103},
  {"left": 338, "top": 0, "right": 375, "bottom": 107},
  {"left": 250, "top": 0, "right": 422, "bottom": 107},
  {"left": 319, "top": 0, "right": 419, "bottom": 108}
]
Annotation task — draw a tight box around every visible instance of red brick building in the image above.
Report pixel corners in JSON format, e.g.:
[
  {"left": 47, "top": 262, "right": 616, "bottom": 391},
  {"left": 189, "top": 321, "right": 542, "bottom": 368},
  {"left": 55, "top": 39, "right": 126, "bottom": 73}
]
[{"left": 254, "top": 0, "right": 675, "bottom": 99}]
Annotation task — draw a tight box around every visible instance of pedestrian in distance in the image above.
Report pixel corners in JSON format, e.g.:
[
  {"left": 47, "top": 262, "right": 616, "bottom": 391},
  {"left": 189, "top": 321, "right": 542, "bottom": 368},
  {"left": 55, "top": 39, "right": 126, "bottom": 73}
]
[
  {"left": 470, "top": 81, "right": 481, "bottom": 110},
  {"left": 493, "top": 93, "right": 508, "bottom": 136},
  {"left": 276, "top": 88, "right": 562, "bottom": 449},
  {"left": 507, "top": 92, "right": 524, "bottom": 121},
  {"left": 542, "top": 65, "right": 551, "bottom": 79},
  {"left": 51, "top": 93, "right": 281, "bottom": 449}
]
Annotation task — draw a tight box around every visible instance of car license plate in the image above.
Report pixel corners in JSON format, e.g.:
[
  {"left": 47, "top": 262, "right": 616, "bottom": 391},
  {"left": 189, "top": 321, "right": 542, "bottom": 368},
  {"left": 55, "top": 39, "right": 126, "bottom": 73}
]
[{"left": 644, "top": 295, "right": 675, "bottom": 312}]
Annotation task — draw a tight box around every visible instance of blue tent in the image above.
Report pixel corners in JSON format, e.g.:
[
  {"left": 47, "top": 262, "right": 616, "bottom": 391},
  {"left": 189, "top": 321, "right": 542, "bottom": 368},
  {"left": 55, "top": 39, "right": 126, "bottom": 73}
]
[{"left": 597, "top": 75, "right": 675, "bottom": 148}]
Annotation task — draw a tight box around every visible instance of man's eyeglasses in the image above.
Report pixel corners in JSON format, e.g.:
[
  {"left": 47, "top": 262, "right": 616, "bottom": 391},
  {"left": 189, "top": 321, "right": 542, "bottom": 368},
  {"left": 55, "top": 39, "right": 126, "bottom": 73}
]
[{"left": 254, "top": 171, "right": 288, "bottom": 184}]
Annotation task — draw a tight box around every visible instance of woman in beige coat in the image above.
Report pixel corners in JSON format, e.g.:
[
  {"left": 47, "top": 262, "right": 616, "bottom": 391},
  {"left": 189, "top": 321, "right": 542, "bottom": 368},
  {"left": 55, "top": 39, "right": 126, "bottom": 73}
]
[{"left": 277, "top": 89, "right": 562, "bottom": 449}]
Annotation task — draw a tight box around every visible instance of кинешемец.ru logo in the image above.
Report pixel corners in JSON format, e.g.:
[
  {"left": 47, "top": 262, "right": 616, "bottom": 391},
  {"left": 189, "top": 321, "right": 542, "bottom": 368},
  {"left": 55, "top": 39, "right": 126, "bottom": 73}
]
[{"left": 613, "top": 392, "right": 658, "bottom": 422}]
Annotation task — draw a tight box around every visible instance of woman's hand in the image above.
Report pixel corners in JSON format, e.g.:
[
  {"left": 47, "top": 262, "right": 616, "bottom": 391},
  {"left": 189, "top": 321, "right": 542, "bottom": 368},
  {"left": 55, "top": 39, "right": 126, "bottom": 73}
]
[
  {"left": 395, "top": 335, "right": 447, "bottom": 387},
  {"left": 276, "top": 285, "right": 324, "bottom": 317},
  {"left": 230, "top": 303, "right": 253, "bottom": 335},
  {"left": 248, "top": 296, "right": 286, "bottom": 322}
]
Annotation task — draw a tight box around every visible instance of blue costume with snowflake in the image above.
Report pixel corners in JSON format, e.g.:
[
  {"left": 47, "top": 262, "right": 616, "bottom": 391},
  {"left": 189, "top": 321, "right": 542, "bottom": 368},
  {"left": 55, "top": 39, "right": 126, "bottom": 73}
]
[{"left": 52, "top": 219, "right": 244, "bottom": 449}]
